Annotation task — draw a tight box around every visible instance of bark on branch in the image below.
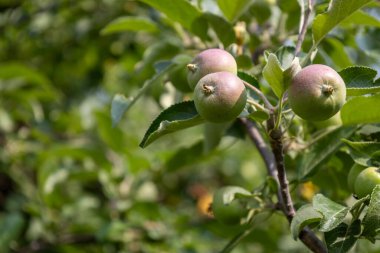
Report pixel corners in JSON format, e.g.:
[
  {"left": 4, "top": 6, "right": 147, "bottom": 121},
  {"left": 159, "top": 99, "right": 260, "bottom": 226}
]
[{"left": 242, "top": 118, "right": 327, "bottom": 253}]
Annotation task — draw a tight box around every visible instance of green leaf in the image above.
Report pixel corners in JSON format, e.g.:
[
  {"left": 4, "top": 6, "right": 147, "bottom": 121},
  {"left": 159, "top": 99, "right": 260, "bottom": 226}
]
[
  {"left": 204, "top": 13, "right": 236, "bottom": 47},
  {"left": 290, "top": 204, "right": 322, "bottom": 240},
  {"left": 140, "top": 101, "right": 204, "bottom": 148},
  {"left": 275, "top": 46, "right": 296, "bottom": 70},
  {"left": 324, "top": 220, "right": 361, "bottom": 253},
  {"left": 262, "top": 53, "right": 284, "bottom": 98},
  {"left": 236, "top": 54, "right": 253, "bottom": 70},
  {"left": 139, "top": 0, "right": 201, "bottom": 29},
  {"left": 217, "top": 0, "right": 254, "bottom": 22},
  {"left": 341, "top": 10, "right": 380, "bottom": 28},
  {"left": 297, "top": 126, "right": 357, "bottom": 180},
  {"left": 341, "top": 94, "right": 380, "bottom": 125},
  {"left": 342, "top": 139, "right": 380, "bottom": 166},
  {"left": 362, "top": 185, "right": 380, "bottom": 240},
  {"left": 191, "top": 13, "right": 236, "bottom": 47},
  {"left": 238, "top": 71, "right": 260, "bottom": 88},
  {"left": 248, "top": 110, "right": 270, "bottom": 122},
  {"left": 321, "top": 38, "right": 353, "bottom": 69},
  {"left": 339, "top": 66, "right": 380, "bottom": 96},
  {"left": 100, "top": 16, "right": 158, "bottom": 35},
  {"left": 249, "top": 0, "right": 271, "bottom": 25},
  {"left": 113, "top": 54, "right": 191, "bottom": 123},
  {"left": 312, "top": 0, "right": 373, "bottom": 44},
  {"left": 312, "top": 194, "right": 349, "bottom": 232},
  {"left": 111, "top": 94, "right": 132, "bottom": 127}
]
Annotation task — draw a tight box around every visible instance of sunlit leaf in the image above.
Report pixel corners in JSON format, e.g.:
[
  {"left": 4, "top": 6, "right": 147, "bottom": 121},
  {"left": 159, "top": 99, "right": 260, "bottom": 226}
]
[
  {"left": 339, "top": 66, "right": 380, "bottom": 96},
  {"left": 290, "top": 204, "right": 322, "bottom": 240},
  {"left": 341, "top": 10, "right": 380, "bottom": 28},
  {"left": 262, "top": 53, "right": 284, "bottom": 98},
  {"left": 312, "top": 194, "right": 349, "bottom": 232},
  {"left": 341, "top": 94, "right": 380, "bottom": 125},
  {"left": 312, "top": 0, "right": 373, "bottom": 44}
]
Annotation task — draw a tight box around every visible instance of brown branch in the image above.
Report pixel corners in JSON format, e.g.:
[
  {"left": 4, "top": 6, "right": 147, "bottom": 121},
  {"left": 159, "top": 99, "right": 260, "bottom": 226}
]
[
  {"left": 267, "top": 116, "right": 295, "bottom": 220},
  {"left": 240, "top": 118, "right": 283, "bottom": 207},
  {"left": 295, "top": 0, "right": 315, "bottom": 56},
  {"left": 242, "top": 118, "right": 327, "bottom": 253}
]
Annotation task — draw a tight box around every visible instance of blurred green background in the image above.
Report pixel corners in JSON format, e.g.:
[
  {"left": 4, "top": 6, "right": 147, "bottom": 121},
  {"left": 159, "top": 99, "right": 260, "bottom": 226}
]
[{"left": 1, "top": 0, "right": 379, "bottom": 252}]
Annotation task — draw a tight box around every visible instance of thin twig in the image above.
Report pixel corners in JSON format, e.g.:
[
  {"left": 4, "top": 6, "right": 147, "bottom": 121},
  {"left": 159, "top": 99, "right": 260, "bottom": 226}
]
[
  {"left": 295, "top": 0, "right": 315, "bottom": 56},
  {"left": 247, "top": 99, "right": 269, "bottom": 113},
  {"left": 243, "top": 80, "right": 274, "bottom": 110},
  {"left": 267, "top": 116, "right": 295, "bottom": 219}
]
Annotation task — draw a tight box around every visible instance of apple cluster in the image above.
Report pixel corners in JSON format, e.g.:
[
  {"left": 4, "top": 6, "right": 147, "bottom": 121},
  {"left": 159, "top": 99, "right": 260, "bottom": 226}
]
[{"left": 187, "top": 49, "right": 247, "bottom": 123}]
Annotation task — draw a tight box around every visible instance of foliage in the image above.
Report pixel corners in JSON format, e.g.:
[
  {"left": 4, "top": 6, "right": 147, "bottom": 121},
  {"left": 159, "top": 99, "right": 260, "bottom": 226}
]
[{"left": 1, "top": 0, "right": 380, "bottom": 252}]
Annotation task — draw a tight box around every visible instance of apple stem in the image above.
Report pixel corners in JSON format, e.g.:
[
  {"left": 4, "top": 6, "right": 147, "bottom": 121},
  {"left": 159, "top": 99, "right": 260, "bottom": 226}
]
[
  {"left": 202, "top": 84, "right": 215, "bottom": 95},
  {"left": 187, "top": 63, "right": 197, "bottom": 73},
  {"left": 322, "top": 84, "right": 334, "bottom": 96}
]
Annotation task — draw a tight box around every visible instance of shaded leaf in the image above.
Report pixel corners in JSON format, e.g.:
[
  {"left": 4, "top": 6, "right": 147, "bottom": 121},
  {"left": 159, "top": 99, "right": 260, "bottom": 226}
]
[
  {"left": 275, "top": 46, "right": 296, "bottom": 70},
  {"left": 312, "top": 0, "right": 373, "bottom": 44},
  {"left": 339, "top": 66, "right": 380, "bottom": 96},
  {"left": 248, "top": 110, "right": 270, "bottom": 122},
  {"left": 101, "top": 16, "right": 158, "bottom": 35},
  {"left": 217, "top": 0, "right": 254, "bottom": 22},
  {"left": 204, "top": 13, "right": 236, "bottom": 47},
  {"left": 342, "top": 139, "right": 380, "bottom": 166},
  {"left": 140, "top": 101, "right": 204, "bottom": 148},
  {"left": 362, "top": 185, "right": 380, "bottom": 240},
  {"left": 238, "top": 71, "right": 260, "bottom": 88},
  {"left": 139, "top": 0, "right": 201, "bottom": 29},
  {"left": 290, "top": 204, "right": 322, "bottom": 240},
  {"left": 312, "top": 194, "right": 349, "bottom": 232},
  {"left": 324, "top": 220, "right": 361, "bottom": 253},
  {"left": 321, "top": 38, "right": 353, "bottom": 69},
  {"left": 341, "top": 94, "right": 380, "bottom": 125},
  {"left": 297, "top": 127, "right": 357, "bottom": 180}
]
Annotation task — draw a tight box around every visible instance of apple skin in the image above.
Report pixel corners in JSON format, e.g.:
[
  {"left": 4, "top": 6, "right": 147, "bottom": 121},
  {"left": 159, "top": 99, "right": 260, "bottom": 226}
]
[
  {"left": 288, "top": 64, "right": 346, "bottom": 121},
  {"left": 194, "top": 72, "right": 247, "bottom": 123},
  {"left": 212, "top": 186, "right": 251, "bottom": 225},
  {"left": 187, "top": 49, "right": 237, "bottom": 90},
  {"left": 354, "top": 167, "right": 380, "bottom": 198},
  {"left": 347, "top": 163, "right": 366, "bottom": 192}
]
